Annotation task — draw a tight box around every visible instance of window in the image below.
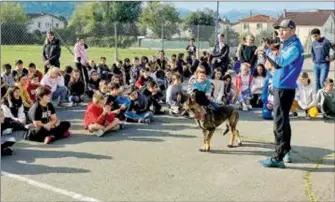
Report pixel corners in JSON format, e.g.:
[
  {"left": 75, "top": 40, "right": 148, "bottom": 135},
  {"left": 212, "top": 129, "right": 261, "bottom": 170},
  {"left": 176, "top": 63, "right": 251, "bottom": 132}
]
[
  {"left": 37, "top": 22, "right": 41, "bottom": 28},
  {"left": 257, "top": 23, "right": 263, "bottom": 29},
  {"left": 243, "top": 23, "right": 249, "bottom": 30},
  {"left": 55, "top": 23, "right": 59, "bottom": 28}
]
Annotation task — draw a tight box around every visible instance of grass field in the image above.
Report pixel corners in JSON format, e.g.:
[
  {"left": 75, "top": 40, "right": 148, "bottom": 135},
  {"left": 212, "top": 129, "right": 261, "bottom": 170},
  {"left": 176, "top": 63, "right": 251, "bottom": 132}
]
[{"left": 1, "top": 45, "right": 184, "bottom": 72}]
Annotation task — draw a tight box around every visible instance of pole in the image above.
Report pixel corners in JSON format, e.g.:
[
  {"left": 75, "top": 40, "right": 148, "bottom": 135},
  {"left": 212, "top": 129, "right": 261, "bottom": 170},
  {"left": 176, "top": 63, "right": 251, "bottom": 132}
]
[
  {"left": 215, "top": 1, "right": 219, "bottom": 45},
  {"left": 197, "top": 24, "right": 200, "bottom": 58},
  {"left": 114, "top": 22, "right": 118, "bottom": 61},
  {"left": 161, "top": 24, "right": 164, "bottom": 51}
]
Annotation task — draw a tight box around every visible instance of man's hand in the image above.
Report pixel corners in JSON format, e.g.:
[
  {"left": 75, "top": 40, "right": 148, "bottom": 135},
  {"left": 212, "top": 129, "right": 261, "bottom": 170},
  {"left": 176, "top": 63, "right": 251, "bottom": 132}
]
[{"left": 44, "top": 60, "right": 50, "bottom": 65}]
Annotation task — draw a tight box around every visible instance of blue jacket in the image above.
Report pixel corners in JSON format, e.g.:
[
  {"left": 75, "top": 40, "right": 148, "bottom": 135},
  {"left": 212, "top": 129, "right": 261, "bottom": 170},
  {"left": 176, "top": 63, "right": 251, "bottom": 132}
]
[
  {"left": 265, "top": 35, "right": 304, "bottom": 89},
  {"left": 261, "top": 72, "right": 273, "bottom": 105},
  {"left": 311, "top": 37, "right": 334, "bottom": 64},
  {"left": 191, "top": 79, "right": 212, "bottom": 94}
]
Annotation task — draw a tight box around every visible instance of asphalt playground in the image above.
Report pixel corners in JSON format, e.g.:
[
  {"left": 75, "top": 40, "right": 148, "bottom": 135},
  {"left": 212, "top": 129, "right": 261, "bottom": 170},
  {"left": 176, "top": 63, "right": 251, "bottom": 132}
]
[{"left": 1, "top": 59, "right": 334, "bottom": 202}]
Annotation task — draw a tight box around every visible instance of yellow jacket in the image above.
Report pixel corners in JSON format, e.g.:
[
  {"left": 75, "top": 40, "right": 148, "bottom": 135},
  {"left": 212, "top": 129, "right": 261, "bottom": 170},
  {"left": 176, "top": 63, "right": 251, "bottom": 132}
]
[{"left": 16, "top": 83, "right": 32, "bottom": 108}]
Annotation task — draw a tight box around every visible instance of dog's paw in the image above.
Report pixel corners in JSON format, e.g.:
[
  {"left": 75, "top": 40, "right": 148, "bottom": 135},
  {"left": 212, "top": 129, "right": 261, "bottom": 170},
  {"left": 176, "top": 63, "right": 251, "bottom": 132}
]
[
  {"left": 227, "top": 144, "right": 235, "bottom": 148},
  {"left": 199, "top": 144, "right": 210, "bottom": 152}
]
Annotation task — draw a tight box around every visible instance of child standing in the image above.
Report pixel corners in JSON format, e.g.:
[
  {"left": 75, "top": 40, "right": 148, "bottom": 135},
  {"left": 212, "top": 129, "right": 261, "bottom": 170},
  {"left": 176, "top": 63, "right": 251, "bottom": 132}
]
[
  {"left": 84, "top": 93, "right": 120, "bottom": 137},
  {"left": 234, "top": 63, "right": 253, "bottom": 111},
  {"left": 68, "top": 69, "right": 85, "bottom": 106}
]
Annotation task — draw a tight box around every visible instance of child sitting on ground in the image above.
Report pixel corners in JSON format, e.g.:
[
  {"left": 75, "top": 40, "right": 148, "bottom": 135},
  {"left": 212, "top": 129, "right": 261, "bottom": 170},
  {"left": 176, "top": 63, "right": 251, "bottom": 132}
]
[
  {"left": 12, "top": 60, "right": 28, "bottom": 78},
  {"left": 250, "top": 64, "right": 266, "bottom": 108},
  {"left": 222, "top": 74, "right": 235, "bottom": 106},
  {"left": 2, "top": 64, "right": 15, "bottom": 88},
  {"left": 1, "top": 107, "right": 16, "bottom": 156},
  {"left": 290, "top": 72, "right": 318, "bottom": 119},
  {"left": 1, "top": 86, "right": 27, "bottom": 131},
  {"left": 28, "top": 63, "right": 43, "bottom": 82},
  {"left": 232, "top": 56, "right": 241, "bottom": 74},
  {"left": 108, "top": 83, "right": 131, "bottom": 120},
  {"left": 234, "top": 63, "right": 253, "bottom": 111},
  {"left": 135, "top": 68, "right": 154, "bottom": 90},
  {"left": 63, "top": 65, "right": 73, "bottom": 87},
  {"left": 87, "top": 70, "right": 101, "bottom": 98},
  {"left": 26, "top": 86, "right": 71, "bottom": 144},
  {"left": 211, "top": 68, "right": 225, "bottom": 105},
  {"left": 261, "top": 69, "right": 275, "bottom": 120},
  {"left": 124, "top": 89, "right": 153, "bottom": 124},
  {"left": 98, "top": 57, "right": 111, "bottom": 81},
  {"left": 142, "top": 81, "right": 165, "bottom": 115},
  {"left": 316, "top": 78, "right": 335, "bottom": 119},
  {"left": 26, "top": 74, "right": 41, "bottom": 103},
  {"left": 68, "top": 69, "right": 85, "bottom": 106},
  {"left": 15, "top": 74, "right": 33, "bottom": 111},
  {"left": 166, "top": 73, "right": 186, "bottom": 115},
  {"left": 98, "top": 80, "right": 109, "bottom": 96},
  {"left": 130, "top": 57, "right": 142, "bottom": 87},
  {"left": 84, "top": 93, "right": 121, "bottom": 137},
  {"left": 191, "top": 66, "right": 220, "bottom": 110}
]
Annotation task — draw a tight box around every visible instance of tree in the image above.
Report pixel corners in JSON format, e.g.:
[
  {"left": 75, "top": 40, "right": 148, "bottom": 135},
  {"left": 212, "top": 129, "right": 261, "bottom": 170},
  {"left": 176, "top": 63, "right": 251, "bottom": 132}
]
[
  {"left": 183, "top": 8, "right": 216, "bottom": 39},
  {"left": 139, "top": 2, "right": 180, "bottom": 39},
  {"left": 1, "top": 2, "right": 27, "bottom": 23},
  {"left": 0, "top": 2, "right": 29, "bottom": 44}
]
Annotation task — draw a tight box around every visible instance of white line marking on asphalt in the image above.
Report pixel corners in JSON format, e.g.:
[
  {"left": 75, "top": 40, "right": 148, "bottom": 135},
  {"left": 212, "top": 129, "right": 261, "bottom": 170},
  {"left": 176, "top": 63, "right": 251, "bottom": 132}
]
[{"left": 1, "top": 171, "right": 101, "bottom": 202}]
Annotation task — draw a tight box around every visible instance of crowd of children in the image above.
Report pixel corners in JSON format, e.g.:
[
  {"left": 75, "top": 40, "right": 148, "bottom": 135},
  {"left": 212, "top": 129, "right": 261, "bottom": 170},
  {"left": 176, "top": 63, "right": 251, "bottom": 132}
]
[{"left": 1, "top": 38, "right": 335, "bottom": 155}]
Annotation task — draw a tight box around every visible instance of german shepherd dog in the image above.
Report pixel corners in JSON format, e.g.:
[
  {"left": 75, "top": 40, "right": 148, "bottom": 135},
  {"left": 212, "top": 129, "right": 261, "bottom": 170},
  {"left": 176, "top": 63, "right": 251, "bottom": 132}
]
[{"left": 183, "top": 92, "right": 242, "bottom": 152}]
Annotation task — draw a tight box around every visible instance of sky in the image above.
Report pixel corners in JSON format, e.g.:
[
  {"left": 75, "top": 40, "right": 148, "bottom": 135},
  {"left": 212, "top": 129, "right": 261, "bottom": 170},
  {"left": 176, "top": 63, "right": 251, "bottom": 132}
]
[{"left": 171, "top": 1, "right": 335, "bottom": 12}]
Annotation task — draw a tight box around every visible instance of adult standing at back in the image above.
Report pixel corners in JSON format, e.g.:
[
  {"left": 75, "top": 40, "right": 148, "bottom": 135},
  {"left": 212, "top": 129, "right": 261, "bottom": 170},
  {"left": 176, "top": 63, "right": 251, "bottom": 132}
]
[
  {"left": 211, "top": 33, "right": 230, "bottom": 75},
  {"left": 74, "top": 38, "right": 89, "bottom": 86},
  {"left": 259, "top": 19, "right": 304, "bottom": 168},
  {"left": 240, "top": 34, "right": 258, "bottom": 74},
  {"left": 42, "top": 31, "right": 61, "bottom": 74},
  {"left": 310, "top": 28, "right": 335, "bottom": 91}
]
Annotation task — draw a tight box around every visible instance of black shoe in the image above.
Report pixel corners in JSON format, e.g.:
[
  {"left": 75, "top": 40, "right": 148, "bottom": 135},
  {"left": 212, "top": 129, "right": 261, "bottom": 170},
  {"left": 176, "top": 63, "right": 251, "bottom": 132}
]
[{"left": 1, "top": 147, "right": 13, "bottom": 156}]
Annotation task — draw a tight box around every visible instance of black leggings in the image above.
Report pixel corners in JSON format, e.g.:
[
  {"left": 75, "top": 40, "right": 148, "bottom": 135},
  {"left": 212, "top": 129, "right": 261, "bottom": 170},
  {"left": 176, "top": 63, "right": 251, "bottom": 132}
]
[
  {"left": 25, "top": 121, "right": 71, "bottom": 142},
  {"left": 75, "top": 63, "right": 89, "bottom": 87}
]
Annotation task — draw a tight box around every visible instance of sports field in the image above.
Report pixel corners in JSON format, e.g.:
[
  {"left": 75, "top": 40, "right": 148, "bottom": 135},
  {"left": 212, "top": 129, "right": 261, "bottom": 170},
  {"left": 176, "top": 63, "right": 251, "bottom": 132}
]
[{"left": 1, "top": 45, "right": 183, "bottom": 71}]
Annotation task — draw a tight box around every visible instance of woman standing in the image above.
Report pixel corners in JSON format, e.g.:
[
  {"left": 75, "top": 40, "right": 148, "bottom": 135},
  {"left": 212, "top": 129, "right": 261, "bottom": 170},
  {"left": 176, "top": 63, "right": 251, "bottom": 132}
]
[{"left": 74, "top": 38, "right": 89, "bottom": 86}]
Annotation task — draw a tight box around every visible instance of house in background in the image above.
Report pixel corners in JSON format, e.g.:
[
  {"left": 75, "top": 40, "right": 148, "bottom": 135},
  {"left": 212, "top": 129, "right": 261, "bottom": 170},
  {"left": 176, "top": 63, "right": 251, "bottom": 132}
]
[
  {"left": 26, "top": 13, "right": 67, "bottom": 33},
  {"left": 275, "top": 9, "right": 335, "bottom": 49},
  {"left": 232, "top": 14, "right": 277, "bottom": 37}
]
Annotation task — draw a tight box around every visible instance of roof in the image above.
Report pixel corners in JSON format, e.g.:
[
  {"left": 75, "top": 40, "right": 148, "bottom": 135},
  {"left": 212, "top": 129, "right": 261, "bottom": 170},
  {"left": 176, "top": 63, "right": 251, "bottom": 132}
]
[
  {"left": 218, "top": 17, "right": 231, "bottom": 25},
  {"left": 27, "top": 13, "right": 67, "bottom": 23},
  {"left": 276, "top": 10, "right": 334, "bottom": 26},
  {"left": 238, "top": 15, "right": 277, "bottom": 23}
]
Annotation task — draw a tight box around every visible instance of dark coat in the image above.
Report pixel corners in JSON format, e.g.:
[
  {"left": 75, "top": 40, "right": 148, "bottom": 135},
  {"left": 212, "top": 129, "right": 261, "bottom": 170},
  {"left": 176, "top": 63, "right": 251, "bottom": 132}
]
[{"left": 42, "top": 38, "right": 61, "bottom": 67}]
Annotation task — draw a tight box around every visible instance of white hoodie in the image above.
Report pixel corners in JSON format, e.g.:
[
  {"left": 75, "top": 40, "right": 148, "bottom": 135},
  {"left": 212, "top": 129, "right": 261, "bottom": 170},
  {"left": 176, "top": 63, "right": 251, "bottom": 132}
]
[{"left": 295, "top": 82, "right": 317, "bottom": 109}]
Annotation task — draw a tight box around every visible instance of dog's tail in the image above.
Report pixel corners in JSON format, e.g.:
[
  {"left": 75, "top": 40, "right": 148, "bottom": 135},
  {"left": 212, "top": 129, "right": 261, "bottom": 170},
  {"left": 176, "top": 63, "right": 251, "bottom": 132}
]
[{"left": 222, "top": 123, "right": 230, "bottom": 136}]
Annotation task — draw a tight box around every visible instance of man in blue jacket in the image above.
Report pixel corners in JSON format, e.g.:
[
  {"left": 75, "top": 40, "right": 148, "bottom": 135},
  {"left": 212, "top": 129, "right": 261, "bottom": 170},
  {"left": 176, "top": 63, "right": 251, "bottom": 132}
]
[
  {"left": 259, "top": 19, "right": 304, "bottom": 168},
  {"left": 310, "top": 28, "right": 335, "bottom": 91}
]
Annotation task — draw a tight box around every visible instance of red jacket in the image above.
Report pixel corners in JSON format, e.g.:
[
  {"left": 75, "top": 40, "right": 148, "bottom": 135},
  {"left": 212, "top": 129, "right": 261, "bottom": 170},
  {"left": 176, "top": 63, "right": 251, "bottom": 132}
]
[
  {"left": 235, "top": 74, "right": 253, "bottom": 93},
  {"left": 26, "top": 83, "right": 40, "bottom": 102},
  {"left": 84, "top": 103, "right": 115, "bottom": 129}
]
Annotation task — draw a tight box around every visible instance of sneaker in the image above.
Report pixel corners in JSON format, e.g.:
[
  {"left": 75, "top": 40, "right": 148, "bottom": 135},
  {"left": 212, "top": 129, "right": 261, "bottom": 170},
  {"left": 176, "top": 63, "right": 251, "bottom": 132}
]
[
  {"left": 242, "top": 105, "right": 248, "bottom": 111},
  {"left": 283, "top": 152, "right": 292, "bottom": 163},
  {"left": 247, "top": 105, "right": 253, "bottom": 110},
  {"left": 289, "top": 112, "right": 298, "bottom": 118},
  {"left": 63, "top": 130, "right": 71, "bottom": 138},
  {"left": 1, "top": 147, "right": 13, "bottom": 156},
  {"left": 44, "top": 135, "right": 55, "bottom": 144},
  {"left": 144, "top": 119, "right": 151, "bottom": 124},
  {"left": 95, "top": 129, "right": 105, "bottom": 137},
  {"left": 2, "top": 128, "right": 13, "bottom": 135},
  {"left": 259, "top": 157, "right": 285, "bottom": 168},
  {"left": 119, "top": 123, "right": 125, "bottom": 130}
]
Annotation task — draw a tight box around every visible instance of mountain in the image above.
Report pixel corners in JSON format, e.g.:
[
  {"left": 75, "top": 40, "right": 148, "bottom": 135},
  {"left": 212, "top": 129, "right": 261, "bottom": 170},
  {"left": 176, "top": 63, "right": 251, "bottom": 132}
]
[
  {"left": 177, "top": 8, "right": 192, "bottom": 18},
  {"left": 18, "top": 1, "right": 81, "bottom": 20}
]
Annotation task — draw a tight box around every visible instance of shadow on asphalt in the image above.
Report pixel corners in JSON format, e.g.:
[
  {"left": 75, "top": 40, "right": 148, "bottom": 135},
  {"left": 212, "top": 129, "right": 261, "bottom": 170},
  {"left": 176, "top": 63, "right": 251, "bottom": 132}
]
[
  {"left": 209, "top": 140, "right": 334, "bottom": 172},
  {"left": 1, "top": 147, "right": 112, "bottom": 175}
]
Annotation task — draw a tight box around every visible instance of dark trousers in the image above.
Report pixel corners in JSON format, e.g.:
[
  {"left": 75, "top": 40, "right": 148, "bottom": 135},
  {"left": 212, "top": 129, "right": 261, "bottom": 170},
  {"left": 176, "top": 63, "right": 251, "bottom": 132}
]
[
  {"left": 75, "top": 63, "right": 89, "bottom": 87},
  {"left": 272, "top": 87, "right": 295, "bottom": 161},
  {"left": 250, "top": 94, "right": 263, "bottom": 108},
  {"left": 25, "top": 121, "right": 71, "bottom": 142},
  {"left": 147, "top": 94, "right": 162, "bottom": 114}
]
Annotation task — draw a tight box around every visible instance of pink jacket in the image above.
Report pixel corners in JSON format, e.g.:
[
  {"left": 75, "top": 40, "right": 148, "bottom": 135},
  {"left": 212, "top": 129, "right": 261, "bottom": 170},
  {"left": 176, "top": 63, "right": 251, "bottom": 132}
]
[
  {"left": 235, "top": 74, "right": 253, "bottom": 93},
  {"left": 74, "top": 43, "right": 88, "bottom": 65}
]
